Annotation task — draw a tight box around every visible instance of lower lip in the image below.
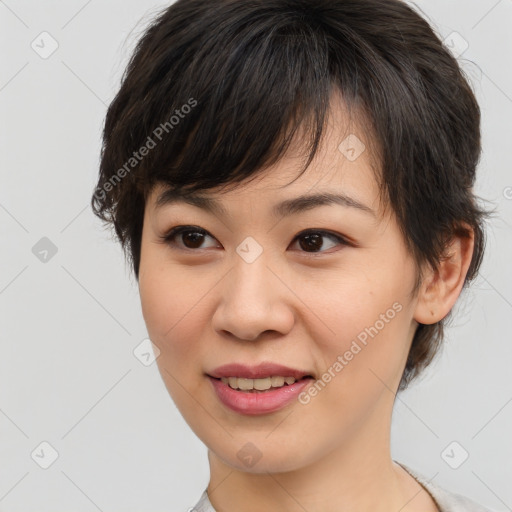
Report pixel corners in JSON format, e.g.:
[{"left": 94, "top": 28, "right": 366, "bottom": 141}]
[{"left": 208, "top": 376, "right": 314, "bottom": 415}]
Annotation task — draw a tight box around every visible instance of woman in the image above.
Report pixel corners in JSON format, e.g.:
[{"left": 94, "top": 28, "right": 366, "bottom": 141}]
[{"left": 91, "top": 0, "right": 496, "bottom": 510}]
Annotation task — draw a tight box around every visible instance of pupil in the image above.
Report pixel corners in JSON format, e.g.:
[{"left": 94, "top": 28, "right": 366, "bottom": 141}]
[
  {"left": 300, "top": 234, "right": 322, "bottom": 252},
  {"left": 183, "top": 232, "right": 204, "bottom": 249}
]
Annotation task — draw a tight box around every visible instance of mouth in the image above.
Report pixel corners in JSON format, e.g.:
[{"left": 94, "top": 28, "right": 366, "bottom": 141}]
[
  {"left": 207, "top": 374, "right": 315, "bottom": 415},
  {"left": 206, "top": 362, "right": 316, "bottom": 414}
]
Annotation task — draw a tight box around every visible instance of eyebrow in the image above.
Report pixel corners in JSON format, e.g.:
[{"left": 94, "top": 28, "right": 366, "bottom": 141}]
[{"left": 155, "top": 188, "right": 376, "bottom": 219}]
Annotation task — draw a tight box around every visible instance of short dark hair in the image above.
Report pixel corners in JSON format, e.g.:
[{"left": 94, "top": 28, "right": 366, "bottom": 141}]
[{"left": 91, "top": 0, "right": 491, "bottom": 390}]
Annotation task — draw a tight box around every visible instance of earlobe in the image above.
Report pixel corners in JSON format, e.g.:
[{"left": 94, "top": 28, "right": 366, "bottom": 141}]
[{"left": 413, "top": 228, "right": 475, "bottom": 325}]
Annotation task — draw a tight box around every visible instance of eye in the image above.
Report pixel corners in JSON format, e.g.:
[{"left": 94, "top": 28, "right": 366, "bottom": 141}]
[
  {"left": 159, "top": 226, "right": 219, "bottom": 250},
  {"left": 159, "top": 226, "right": 351, "bottom": 254},
  {"left": 289, "top": 229, "right": 351, "bottom": 254}
]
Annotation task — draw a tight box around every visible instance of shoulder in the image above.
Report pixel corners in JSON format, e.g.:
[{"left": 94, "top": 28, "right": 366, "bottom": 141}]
[
  {"left": 190, "top": 467, "right": 501, "bottom": 512},
  {"left": 190, "top": 490, "right": 215, "bottom": 512},
  {"left": 397, "top": 462, "right": 500, "bottom": 512}
]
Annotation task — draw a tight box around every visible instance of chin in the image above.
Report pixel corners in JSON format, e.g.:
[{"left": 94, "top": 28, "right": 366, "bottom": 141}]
[{"left": 208, "top": 435, "right": 317, "bottom": 474}]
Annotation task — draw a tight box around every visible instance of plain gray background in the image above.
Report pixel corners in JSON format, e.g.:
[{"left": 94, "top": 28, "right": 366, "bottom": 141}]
[{"left": 1, "top": 1, "right": 511, "bottom": 511}]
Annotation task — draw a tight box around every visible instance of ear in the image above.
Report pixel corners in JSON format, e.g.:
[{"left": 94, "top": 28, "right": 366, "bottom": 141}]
[{"left": 414, "top": 226, "right": 475, "bottom": 325}]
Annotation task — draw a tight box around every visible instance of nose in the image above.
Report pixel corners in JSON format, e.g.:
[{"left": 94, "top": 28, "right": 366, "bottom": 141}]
[{"left": 211, "top": 254, "right": 295, "bottom": 342}]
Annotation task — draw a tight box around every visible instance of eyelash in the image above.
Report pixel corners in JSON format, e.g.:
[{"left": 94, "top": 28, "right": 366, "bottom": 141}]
[{"left": 158, "top": 225, "right": 352, "bottom": 255}]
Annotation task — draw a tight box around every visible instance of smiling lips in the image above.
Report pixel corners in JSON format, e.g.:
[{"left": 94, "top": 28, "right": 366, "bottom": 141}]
[{"left": 207, "top": 362, "right": 315, "bottom": 414}]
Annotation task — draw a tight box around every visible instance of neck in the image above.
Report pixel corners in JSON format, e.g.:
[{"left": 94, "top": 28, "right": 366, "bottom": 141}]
[{"left": 205, "top": 398, "right": 437, "bottom": 512}]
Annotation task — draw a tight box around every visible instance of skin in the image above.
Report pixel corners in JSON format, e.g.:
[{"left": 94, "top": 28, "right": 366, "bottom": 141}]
[{"left": 138, "top": 93, "right": 474, "bottom": 512}]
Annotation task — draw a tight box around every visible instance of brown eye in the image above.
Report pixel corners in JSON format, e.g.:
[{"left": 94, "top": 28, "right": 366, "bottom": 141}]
[
  {"left": 180, "top": 230, "right": 206, "bottom": 249},
  {"left": 291, "top": 230, "right": 350, "bottom": 254},
  {"left": 161, "top": 226, "right": 219, "bottom": 250}
]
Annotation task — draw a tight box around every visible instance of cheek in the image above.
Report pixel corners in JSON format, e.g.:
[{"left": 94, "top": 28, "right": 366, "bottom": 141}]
[
  {"left": 138, "top": 249, "right": 223, "bottom": 387},
  {"left": 139, "top": 270, "right": 176, "bottom": 341},
  {"left": 140, "top": 270, "right": 198, "bottom": 349},
  {"left": 139, "top": 235, "right": 196, "bottom": 337},
  {"left": 295, "top": 259, "right": 415, "bottom": 404},
  {"left": 297, "top": 300, "right": 412, "bottom": 442},
  {"left": 139, "top": 264, "right": 210, "bottom": 419}
]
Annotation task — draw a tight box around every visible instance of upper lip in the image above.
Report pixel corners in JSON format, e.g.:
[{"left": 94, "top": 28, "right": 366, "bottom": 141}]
[{"left": 208, "top": 362, "right": 314, "bottom": 380}]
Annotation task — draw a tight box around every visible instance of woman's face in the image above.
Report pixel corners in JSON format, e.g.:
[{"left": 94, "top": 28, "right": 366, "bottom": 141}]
[{"left": 138, "top": 104, "right": 423, "bottom": 473}]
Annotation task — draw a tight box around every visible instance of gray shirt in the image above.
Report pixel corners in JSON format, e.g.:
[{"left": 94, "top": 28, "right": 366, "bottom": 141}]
[{"left": 190, "top": 462, "right": 498, "bottom": 512}]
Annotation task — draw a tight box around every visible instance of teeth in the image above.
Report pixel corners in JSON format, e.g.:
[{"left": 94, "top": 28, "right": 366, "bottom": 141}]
[
  {"left": 238, "top": 378, "right": 255, "bottom": 391},
  {"left": 219, "top": 376, "right": 302, "bottom": 390},
  {"left": 271, "top": 376, "right": 285, "bottom": 387}
]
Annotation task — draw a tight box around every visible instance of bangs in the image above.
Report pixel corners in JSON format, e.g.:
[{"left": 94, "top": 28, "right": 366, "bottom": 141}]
[{"left": 117, "top": 1, "right": 377, "bottom": 198}]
